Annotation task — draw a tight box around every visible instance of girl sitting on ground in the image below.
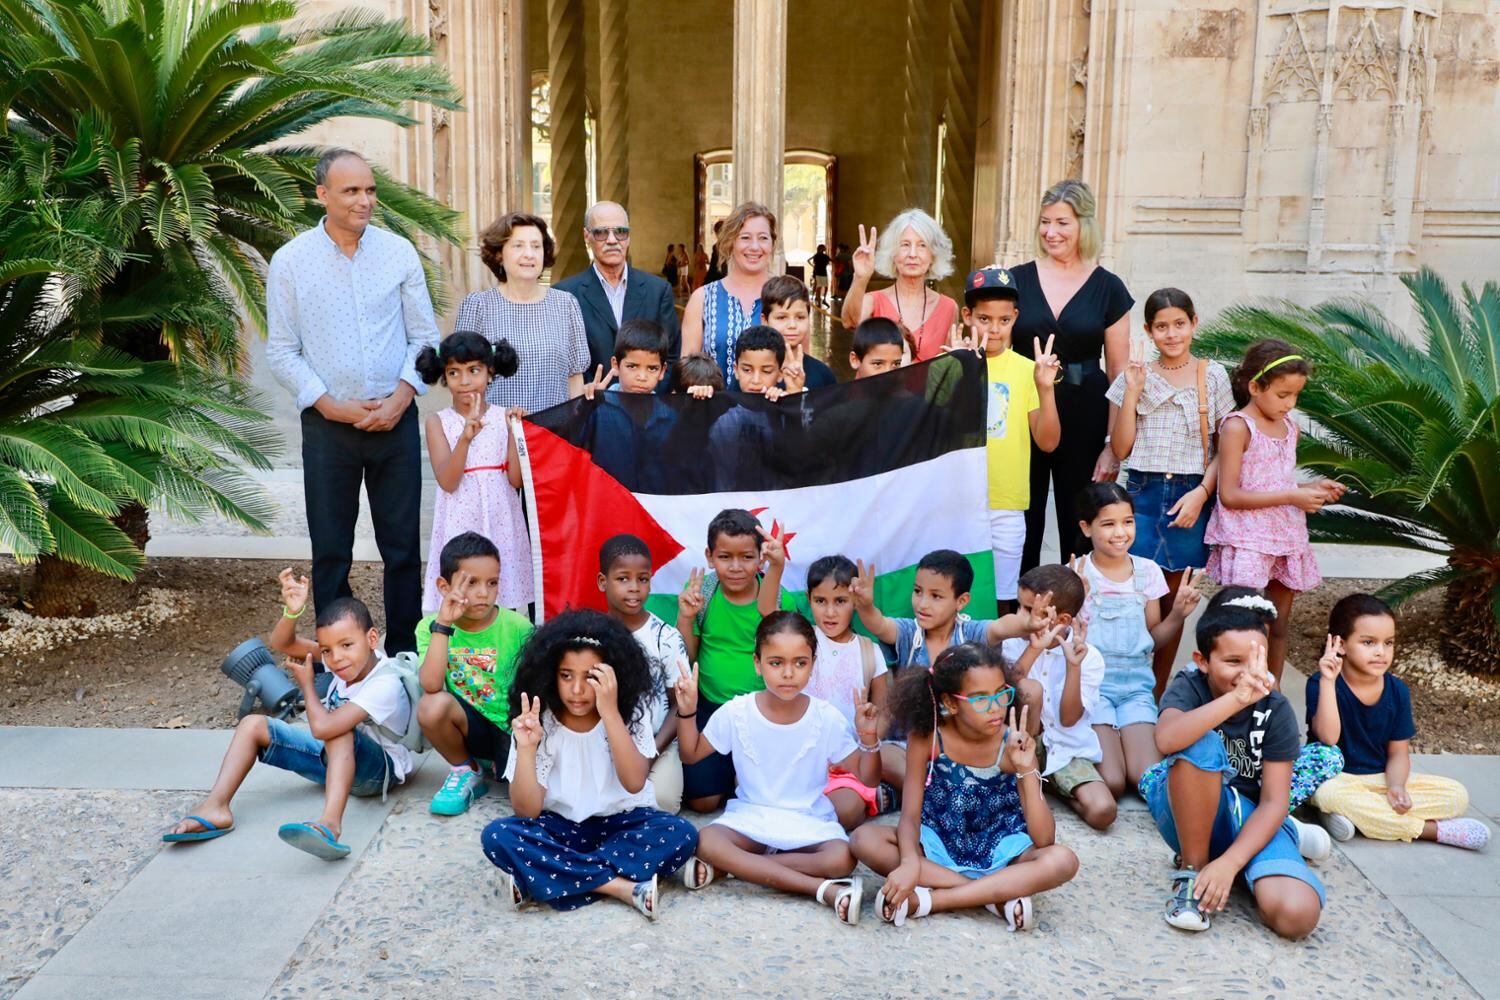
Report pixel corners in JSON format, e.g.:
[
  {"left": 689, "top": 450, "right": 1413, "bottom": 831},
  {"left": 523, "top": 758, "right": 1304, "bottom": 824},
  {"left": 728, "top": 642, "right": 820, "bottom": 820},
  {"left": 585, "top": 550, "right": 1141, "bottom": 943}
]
[
  {"left": 480, "top": 610, "right": 698, "bottom": 919},
  {"left": 675, "top": 610, "right": 882, "bottom": 926},
  {"left": 849, "top": 643, "right": 1079, "bottom": 930}
]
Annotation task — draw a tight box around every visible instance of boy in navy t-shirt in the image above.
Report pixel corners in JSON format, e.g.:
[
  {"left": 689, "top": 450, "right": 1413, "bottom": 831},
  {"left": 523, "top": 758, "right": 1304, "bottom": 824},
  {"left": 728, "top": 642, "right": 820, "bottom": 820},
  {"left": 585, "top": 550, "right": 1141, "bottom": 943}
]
[{"left": 1306, "top": 594, "right": 1489, "bottom": 850}]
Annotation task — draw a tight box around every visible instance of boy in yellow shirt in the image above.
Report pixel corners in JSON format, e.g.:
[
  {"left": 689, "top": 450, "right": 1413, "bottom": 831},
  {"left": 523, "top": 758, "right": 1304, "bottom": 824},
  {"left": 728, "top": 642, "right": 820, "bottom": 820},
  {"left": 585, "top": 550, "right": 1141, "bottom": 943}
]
[{"left": 961, "top": 267, "right": 1061, "bottom": 612}]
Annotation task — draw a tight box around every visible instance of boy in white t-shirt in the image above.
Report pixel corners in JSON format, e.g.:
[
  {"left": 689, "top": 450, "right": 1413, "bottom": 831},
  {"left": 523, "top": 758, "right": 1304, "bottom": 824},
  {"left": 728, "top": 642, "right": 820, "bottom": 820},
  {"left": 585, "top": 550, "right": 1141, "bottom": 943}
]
[
  {"left": 163, "top": 594, "right": 413, "bottom": 860},
  {"left": 598, "top": 534, "right": 688, "bottom": 813},
  {"left": 1003, "top": 564, "right": 1116, "bottom": 832}
]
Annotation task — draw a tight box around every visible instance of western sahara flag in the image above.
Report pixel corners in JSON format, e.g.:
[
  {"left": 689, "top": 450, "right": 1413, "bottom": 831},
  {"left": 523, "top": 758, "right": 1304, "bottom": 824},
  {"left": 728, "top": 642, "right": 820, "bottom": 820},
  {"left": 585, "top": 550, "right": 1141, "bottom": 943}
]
[{"left": 515, "top": 352, "right": 995, "bottom": 622}]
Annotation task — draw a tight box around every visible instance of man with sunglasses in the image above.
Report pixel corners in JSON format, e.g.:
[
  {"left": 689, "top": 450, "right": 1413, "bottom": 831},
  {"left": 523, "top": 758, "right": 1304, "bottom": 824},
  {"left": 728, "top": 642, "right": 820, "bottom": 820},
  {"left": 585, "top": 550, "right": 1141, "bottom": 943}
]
[{"left": 554, "top": 201, "right": 681, "bottom": 392}]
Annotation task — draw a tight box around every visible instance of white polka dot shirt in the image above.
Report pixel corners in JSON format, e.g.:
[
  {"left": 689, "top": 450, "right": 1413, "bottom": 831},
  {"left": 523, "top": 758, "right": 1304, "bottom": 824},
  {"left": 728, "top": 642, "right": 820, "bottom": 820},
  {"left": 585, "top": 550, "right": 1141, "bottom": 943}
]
[{"left": 265, "top": 218, "right": 440, "bottom": 411}]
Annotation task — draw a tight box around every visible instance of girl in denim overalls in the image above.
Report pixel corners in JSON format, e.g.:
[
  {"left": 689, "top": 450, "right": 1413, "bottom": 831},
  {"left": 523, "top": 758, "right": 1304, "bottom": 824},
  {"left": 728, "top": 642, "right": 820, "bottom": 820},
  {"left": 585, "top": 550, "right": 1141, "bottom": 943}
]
[{"left": 1075, "top": 483, "right": 1203, "bottom": 799}]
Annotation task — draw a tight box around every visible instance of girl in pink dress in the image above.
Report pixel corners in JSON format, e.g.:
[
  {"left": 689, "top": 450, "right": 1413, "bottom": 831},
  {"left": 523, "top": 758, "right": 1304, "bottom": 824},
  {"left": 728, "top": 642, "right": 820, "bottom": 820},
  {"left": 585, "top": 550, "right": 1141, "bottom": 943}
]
[
  {"left": 415, "top": 332, "right": 533, "bottom": 612},
  {"left": 1205, "top": 339, "right": 1347, "bottom": 683}
]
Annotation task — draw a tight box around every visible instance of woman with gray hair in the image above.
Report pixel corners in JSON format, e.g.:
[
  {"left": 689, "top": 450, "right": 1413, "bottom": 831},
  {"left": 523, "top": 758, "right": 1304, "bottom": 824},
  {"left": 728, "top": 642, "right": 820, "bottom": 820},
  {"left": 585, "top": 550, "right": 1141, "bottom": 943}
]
[
  {"left": 1010, "top": 179, "right": 1133, "bottom": 571},
  {"left": 839, "top": 208, "right": 959, "bottom": 362}
]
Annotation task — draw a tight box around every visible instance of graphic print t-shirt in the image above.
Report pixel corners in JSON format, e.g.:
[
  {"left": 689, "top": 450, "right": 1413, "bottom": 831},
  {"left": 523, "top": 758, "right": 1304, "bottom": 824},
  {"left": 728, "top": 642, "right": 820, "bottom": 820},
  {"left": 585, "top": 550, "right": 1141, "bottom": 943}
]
[
  {"left": 1160, "top": 668, "right": 1300, "bottom": 803},
  {"left": 415, "top": 608, "right": 533, "bottom": 730},
  {"left": 985, "top": 350, "right": 1039, "bottom": 510}
]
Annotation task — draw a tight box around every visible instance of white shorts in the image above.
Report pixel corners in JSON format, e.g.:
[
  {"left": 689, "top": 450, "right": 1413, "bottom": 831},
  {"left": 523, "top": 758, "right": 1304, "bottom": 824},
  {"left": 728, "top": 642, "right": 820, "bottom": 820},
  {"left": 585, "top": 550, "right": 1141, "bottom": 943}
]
[
  {"left": 989, "top": 508, "right": 1026, "bottom": 600},
  {"left": 812, "top": 275, "right": 829, "bottom": 291}
]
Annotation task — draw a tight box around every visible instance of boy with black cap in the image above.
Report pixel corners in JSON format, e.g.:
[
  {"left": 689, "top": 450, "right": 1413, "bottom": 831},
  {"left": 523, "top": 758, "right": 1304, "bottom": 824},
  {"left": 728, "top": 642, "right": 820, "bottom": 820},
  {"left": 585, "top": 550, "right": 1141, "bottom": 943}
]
[{"left": 963, "top": 266, "right": 1062, "bottom": 611}]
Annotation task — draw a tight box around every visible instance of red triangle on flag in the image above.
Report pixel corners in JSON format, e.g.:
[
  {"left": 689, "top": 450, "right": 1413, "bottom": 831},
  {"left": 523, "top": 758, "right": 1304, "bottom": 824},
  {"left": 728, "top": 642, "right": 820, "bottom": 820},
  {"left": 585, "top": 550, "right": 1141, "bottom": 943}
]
[{"left": 521, "top": 421, "right": 685, "bottom": 618}]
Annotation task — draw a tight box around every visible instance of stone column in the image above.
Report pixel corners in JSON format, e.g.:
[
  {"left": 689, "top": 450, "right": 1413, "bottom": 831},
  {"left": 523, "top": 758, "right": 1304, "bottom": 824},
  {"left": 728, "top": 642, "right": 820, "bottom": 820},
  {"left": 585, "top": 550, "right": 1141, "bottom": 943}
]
[
  {"left": 547, "top": 0, "right": 589, "bottom": 280},
  {"left": 597, "top": 0, "right": 629, "bottom": 205},
  {"left": 940, "top": 0, "right": 982, "bottom": 283},
  {"left": 900, "top": 0, "right": 935, "bottom": 212},
  {"left": 413, "top": 0, "right": 529, "bottom": 307},
  {"left": 732, "top": 0, "right": 787, "bottom": 223}
]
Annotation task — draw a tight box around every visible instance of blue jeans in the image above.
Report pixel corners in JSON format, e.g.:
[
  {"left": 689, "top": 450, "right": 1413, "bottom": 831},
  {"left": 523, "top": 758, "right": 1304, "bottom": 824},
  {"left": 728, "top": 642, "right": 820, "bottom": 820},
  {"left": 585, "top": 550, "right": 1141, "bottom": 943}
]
[
  {"left": 1125, "top": 471, "right": 1211, "bottom": 572},
  {"left": 260, "top": 718, "right": 397, "bottom": 798},
  {"left": 1140, "top": 731, "right": 1325, "bottom": 906}
]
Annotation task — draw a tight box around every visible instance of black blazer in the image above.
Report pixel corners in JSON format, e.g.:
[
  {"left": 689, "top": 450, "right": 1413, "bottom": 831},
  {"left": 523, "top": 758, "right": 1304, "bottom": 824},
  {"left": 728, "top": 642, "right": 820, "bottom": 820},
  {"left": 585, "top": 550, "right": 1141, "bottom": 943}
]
[{"left": 553, "top": 265, "right": 681, "bottom": 388}]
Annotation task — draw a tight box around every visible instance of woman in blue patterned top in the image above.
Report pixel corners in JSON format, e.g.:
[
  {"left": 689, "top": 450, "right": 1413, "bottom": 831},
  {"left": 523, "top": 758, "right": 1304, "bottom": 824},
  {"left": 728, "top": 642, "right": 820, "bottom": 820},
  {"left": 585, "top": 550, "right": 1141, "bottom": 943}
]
[
  {"left": 850, "top": 643, "right": 1079, "bottom": 930},
  {"left": 681, "top": 202, "right": 777, "bottom": 388}
]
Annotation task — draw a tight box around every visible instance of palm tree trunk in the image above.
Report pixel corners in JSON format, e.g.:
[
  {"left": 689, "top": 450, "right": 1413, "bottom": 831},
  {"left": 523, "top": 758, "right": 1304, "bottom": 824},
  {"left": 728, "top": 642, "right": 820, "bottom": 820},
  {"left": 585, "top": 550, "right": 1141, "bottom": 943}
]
[{"left": 29, "top": 502, "right": 150, "bottom": 618}]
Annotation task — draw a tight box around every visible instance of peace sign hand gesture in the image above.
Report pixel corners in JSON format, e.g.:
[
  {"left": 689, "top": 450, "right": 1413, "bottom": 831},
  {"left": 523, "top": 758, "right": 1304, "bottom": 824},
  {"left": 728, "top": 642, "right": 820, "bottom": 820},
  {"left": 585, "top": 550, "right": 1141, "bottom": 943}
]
[
  {"left": 852, "top": 686, "right": 880, "bottom": 746},
  {"left": 1123, "top": 336, "right": 1149, "bottom": 395},
  {"left": 1004, "top": 705, "right": 1037, "bottom": 773},
  {"left": 943, "top": 320, "right": 986, "bottom": 357},
  {"left": 1033, "top": 333, "right": 1061, "bottom": 389},
  {"left": 435, "top": 568, "right": 472, "bottom": 627},
  {"left": 459, "top": 390, "right": 485, "bottom": 442},
  {"left": 673, "top": 660, "right": 700, "bottom": 717},
  {"left": 1173, "top": 568, "right": 1206, "bottom": 618},
  {"left": 581, "top": 364, "right": 615, "bottom": 401},
  {"left": 758, "top": 522, "right": 789, "bottom": 570},
  {"left": 850, "top": 560, "right": 877, "bottom": 613},
  {"left": 1062, "top": 618, "right": 1090, "bottom": 669},
  {"left": 678, "top": 567, "right": 706, "bottom": 620},
  {"left": 852, "top": 225, "right": 877, "bottom": 281},
  {"left": 1232, "top": 642, "right": 1275, "bottom": 706},
  {"left": 1318, "top": 634, "right": 1345, "bottom": 681},
  {"left": 511, "top": 693, "right": 544, "bottom": 750},
  {"left": 781, "top": 344, "right": 806, "bottom": 393}
]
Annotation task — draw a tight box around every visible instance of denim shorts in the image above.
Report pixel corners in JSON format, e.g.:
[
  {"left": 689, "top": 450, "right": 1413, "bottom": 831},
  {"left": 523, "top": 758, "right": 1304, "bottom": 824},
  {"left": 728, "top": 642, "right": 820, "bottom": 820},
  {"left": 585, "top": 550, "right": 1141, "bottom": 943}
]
[
  {"left": 1125, "top": 470, "right": 1211, "bottom": 572},
  {"left": 260, "top": 718, "right": 397, "bottom": 797},
  {"left": 1140, "top": 730, "right": 1324, "bottom": 905}
]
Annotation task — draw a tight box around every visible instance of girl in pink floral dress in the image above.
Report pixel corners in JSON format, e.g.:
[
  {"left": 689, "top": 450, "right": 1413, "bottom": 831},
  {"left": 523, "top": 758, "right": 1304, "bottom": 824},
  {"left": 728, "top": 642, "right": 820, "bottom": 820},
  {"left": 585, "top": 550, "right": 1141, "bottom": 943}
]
[
  {"left": 1205, "top": 339, "right": 1347, "bottom": 684},
  {"left": 416, "top": 332, "right": 533, "bottom": 612}
]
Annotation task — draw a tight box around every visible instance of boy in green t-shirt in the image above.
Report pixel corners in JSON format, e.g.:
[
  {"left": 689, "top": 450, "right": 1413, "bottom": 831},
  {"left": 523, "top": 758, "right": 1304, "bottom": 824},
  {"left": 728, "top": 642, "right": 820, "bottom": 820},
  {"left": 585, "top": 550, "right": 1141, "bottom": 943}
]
[
  {"left": 417, "top": 532, "right": 533, "bottom": 816},
  {"left": 961, "top": 266, "right": 1061, "bottom": 612},
  {"left": 675, "top": 508, "right": 795, "bottom": 811}
]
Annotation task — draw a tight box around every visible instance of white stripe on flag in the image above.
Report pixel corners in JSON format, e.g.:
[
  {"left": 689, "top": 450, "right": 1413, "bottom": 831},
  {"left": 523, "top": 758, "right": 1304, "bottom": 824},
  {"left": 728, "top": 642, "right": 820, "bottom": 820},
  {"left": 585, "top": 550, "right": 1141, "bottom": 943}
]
[{"left": 638, "top": 446, "right": 989, "bottom": 592}]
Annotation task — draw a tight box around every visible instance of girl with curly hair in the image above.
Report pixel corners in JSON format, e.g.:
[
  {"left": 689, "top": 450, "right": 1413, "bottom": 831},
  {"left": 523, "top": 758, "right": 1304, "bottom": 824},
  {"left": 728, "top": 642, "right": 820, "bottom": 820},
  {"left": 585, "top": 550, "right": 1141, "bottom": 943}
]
[{"left": 480, "top": 609, "right": 698, "bottom": 919}]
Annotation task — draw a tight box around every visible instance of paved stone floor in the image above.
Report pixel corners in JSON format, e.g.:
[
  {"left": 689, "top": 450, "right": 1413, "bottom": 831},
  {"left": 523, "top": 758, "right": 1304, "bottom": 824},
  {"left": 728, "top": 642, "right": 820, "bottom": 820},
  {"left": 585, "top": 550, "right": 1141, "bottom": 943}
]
[{"left": 2, "top": 726, "right": 1495, "bottom": 1000}]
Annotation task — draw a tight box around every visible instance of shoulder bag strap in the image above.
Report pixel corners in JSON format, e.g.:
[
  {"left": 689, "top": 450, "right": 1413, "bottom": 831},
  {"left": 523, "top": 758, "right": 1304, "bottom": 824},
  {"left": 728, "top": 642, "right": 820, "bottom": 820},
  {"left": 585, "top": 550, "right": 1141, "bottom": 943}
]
[
  {"left": 1196, "top": 359, "right": 1211, "bottom": 470},
  {"left": 859, "top": 636, "right": 877, "bottom": 691}
]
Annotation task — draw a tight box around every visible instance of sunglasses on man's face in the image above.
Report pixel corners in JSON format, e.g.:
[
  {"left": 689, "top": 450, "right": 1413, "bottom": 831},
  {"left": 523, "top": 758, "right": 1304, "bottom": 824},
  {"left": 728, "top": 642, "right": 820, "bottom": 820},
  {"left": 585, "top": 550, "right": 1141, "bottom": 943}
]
[{"left": 589, "top": 226, "right": 630, "bottom": 241}]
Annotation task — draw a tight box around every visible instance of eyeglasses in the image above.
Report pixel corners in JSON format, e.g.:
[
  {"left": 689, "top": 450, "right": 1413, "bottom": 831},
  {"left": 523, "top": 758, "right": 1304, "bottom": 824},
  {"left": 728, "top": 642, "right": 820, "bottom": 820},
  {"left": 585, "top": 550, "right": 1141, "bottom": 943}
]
[
  {"left": 588, "top": 226, "right": 630, "bottom": 240},
  {"left": 963, "top": 688, "right": 1016, "bottom": 712}
]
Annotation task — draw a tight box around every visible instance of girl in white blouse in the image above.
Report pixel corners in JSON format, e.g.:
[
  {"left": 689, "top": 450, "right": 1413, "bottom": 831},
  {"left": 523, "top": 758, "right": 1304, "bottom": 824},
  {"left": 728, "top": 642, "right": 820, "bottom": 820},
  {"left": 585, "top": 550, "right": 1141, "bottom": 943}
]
[
  {"left": 676, "top": 611, "right": 882, "bottom": 926},
  {"left": 481, "top": 610, "right": 697, "bottom": 919}
]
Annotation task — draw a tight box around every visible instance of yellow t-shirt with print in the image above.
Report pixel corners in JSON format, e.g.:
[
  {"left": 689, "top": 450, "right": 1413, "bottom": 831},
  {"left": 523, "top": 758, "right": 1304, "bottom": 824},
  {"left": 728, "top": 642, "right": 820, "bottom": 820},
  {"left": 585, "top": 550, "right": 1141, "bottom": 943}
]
[{"left": 986, "top": 350, "right": 1039, "bottom": 510}]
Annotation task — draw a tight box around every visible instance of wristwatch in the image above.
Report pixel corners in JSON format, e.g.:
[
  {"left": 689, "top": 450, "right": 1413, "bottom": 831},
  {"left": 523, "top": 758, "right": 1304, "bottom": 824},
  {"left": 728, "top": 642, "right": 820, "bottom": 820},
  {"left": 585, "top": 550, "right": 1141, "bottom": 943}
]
[{"left": 428, "top": 621, "right": 456, "bottom": 637}]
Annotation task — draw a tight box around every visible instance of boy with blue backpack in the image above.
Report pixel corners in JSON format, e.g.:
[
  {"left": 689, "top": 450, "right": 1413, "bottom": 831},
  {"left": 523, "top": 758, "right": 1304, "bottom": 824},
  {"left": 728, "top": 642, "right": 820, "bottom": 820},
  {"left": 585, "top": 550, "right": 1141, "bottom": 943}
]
[{"left": 163, "top": 579, "right": 420, "bottom": 861}]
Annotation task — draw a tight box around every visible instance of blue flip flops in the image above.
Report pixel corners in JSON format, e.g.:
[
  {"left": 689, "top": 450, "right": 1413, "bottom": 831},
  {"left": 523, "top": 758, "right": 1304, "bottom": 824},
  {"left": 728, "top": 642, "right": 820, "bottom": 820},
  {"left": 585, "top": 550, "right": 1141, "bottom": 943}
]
[
  {"left": 277, "top": 821, "right": 351, "bottom": 860},
  {"left": 162, "top": 815, "right": 233, "bottom": 843}
]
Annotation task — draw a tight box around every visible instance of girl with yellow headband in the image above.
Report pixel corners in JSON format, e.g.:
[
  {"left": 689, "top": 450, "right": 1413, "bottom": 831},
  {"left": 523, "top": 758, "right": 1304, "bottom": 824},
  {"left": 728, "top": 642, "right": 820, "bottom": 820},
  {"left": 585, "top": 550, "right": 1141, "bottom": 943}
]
[{"left": 1204, "top": 339, "right": 1347, "bottom": 684}]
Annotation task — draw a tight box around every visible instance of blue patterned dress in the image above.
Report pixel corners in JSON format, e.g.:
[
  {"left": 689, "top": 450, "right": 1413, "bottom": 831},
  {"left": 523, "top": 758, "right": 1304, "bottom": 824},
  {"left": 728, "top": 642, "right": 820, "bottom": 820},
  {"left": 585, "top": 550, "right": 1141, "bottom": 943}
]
[
  {"left": 919, "top": 728, "right": 1034, "bottom": 877},
  {"left": 700, "top": 279, "right": 760, "bottom": 389}
]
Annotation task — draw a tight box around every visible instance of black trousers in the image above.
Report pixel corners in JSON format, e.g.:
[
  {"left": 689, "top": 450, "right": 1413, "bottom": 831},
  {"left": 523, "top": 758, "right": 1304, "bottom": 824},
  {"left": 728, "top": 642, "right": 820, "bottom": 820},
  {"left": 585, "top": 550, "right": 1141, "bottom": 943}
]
[
  {"left": 1022, "top": 379, "right": 1110, "bottom": 572},
  {"left": 300, "top": 407, "right": 423, "bottom": 654}
]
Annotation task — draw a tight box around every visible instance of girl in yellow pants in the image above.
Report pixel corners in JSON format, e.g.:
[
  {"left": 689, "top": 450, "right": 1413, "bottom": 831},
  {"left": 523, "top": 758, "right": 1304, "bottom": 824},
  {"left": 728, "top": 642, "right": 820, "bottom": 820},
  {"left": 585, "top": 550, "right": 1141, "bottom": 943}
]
[{"left": 1305, "top": 594, "right": 1489, "bottom": 850}]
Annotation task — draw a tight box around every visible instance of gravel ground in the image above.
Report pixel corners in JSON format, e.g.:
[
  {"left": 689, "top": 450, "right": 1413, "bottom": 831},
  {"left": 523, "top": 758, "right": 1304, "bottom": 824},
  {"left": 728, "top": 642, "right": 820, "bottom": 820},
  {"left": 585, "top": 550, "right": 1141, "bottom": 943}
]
[
  {"left": 0, "top": 788, "right": 197, "bottom": 998},
  {"left": 267, "top": 796, "right": 1472, "bottom": 1000}
]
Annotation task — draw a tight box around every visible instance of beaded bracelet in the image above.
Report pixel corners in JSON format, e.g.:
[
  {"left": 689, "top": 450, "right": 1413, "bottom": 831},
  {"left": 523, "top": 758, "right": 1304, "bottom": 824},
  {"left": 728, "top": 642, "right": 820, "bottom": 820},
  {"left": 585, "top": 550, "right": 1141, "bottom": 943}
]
[{"left": 282, "top": 604, "right": 304, "bottom": 620}]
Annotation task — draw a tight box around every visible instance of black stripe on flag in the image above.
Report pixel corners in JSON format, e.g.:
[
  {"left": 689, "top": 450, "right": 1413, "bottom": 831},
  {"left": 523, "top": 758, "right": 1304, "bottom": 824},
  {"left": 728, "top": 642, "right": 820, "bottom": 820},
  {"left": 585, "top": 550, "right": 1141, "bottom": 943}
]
[{"left": 521, "top": 353, "right": 988, "bottom": 496}]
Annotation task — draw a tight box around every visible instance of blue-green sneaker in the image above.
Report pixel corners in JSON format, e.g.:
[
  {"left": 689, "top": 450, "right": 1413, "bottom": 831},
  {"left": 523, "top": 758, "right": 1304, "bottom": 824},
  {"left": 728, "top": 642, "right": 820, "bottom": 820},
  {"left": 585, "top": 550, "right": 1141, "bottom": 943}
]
[{"left": 430, "top": 767, "right": 488, "bottom": 816}]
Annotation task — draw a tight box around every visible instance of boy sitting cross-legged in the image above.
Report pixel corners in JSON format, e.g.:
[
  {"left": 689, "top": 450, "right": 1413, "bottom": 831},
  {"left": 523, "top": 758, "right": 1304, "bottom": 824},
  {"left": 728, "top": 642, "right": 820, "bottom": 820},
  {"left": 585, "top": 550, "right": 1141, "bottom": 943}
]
[
  {"left": 163, "top": 591, "right": 415, "bottom": 860},
  {"left": 599, "top": 532, "right": 690, "bottom": 813},
  {"left": 1139, "top": 602, "right": 1324, "bottom": 939},
  {"left": 852, "top": 549, "right": 1041, "bottom": 789},
  {"left": 676, "top": 508, "right": 797, "bottom": 811},
  {"left": 1003, "top": 565, "right": 1115, "bottom": 831},
  {"left": 417, "top": 531, "right": 534, "bottom": 816}
]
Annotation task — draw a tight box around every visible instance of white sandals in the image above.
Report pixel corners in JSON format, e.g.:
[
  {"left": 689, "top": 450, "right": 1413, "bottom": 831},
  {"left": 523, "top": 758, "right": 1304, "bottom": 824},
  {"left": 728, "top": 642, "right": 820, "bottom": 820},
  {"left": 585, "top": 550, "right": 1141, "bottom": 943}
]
[
  {"left": 629, "top": 875, "right": 659, "bottom": 920},
  {"left": 816, "top": 877, "right": 864, "bottom": 926},
  {"left": 876, "top": 885, "right": 933, "bottom": 926},
  {"left": 986, "top": 895, "right": 1033, "bottom": 931}
]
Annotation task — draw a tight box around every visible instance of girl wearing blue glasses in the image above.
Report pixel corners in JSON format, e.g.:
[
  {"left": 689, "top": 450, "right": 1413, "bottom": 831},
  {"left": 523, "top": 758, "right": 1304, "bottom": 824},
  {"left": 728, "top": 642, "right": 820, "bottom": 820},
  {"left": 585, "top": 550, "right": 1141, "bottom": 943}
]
[{"left": 850, "top": 643, "right": 1078, "bottom": 931}]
